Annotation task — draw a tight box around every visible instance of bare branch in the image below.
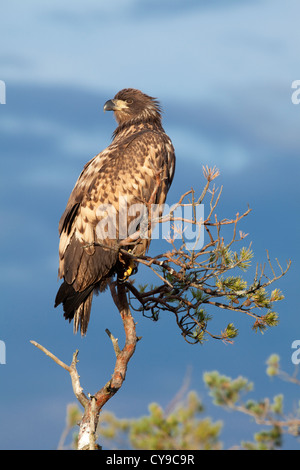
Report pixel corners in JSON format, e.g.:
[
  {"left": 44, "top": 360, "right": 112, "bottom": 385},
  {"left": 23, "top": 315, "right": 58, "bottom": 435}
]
[
  {"left": 105, "top": 328, "right": 121, "bottom": 357},
  {"left": 31, "top": 281, "right": 138, "bottom": 450},
  {"left": 30, "top": 340, "right": 71, "bottom": 372},
  {"left": 77, "top": 281, "right": 138, "bottom": 450}
]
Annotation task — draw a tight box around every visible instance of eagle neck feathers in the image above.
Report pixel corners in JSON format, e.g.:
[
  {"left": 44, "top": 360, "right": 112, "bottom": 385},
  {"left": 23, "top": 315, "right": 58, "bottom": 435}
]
[{"left": 112, "top": 116, "right": 164, "bottom": 141}]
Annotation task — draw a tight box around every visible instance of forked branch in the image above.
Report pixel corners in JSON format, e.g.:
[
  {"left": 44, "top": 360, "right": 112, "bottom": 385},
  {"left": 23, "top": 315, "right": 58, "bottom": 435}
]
[{"left": 31, "top": 281, "right": 137, "bottom": 450}]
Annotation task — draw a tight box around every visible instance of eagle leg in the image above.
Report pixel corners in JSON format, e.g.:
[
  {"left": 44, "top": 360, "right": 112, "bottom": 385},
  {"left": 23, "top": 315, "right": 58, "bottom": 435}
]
[
  {"left": 118, "top": 258, "right": 137, "bottom": 282},
  {"left": 117, "top": 249, "right": 138, "bottom": 283}
]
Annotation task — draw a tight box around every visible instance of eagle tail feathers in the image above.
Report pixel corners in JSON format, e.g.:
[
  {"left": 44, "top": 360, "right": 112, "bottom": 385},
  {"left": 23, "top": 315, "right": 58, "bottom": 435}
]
[
  {"left": 55, "top": 282, "right": 94, "bottom": 335},
  {"left": 54, "top": 277, "right": 111, "bottom": 335}
]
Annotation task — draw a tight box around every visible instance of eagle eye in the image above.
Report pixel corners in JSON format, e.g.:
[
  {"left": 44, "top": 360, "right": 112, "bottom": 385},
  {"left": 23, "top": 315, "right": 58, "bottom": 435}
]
[{"left": 126, "top": 99, "right": 133, "bottom": 105}]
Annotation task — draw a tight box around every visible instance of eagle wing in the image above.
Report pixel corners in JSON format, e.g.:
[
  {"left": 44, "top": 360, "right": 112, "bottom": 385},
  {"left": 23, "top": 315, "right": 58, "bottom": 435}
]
[{"left": 55, "top": 129, "right": 175, "bottom": 334}]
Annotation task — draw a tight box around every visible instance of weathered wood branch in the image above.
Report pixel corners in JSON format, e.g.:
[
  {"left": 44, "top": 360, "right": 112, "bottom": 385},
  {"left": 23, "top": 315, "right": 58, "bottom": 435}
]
[{"left": 31, "top": 281, "right": 137, "bottom": 450}]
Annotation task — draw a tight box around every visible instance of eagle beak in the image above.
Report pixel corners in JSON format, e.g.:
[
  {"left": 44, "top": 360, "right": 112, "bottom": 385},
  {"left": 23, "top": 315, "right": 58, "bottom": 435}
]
[{"left": 103, "top": 99, "right": 128, "bottom": 112}]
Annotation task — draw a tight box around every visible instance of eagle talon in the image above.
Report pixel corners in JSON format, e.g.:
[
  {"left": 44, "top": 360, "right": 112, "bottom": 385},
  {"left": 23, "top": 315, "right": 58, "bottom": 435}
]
[{"left": 118, "top": 259, "right": 137, "bottom": 282}]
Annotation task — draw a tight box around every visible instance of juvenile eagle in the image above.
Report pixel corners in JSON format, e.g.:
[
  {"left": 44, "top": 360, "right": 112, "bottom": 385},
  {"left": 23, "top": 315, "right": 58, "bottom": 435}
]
[{"left": 55, "top": 88, "right": 176, "bottom": 335}]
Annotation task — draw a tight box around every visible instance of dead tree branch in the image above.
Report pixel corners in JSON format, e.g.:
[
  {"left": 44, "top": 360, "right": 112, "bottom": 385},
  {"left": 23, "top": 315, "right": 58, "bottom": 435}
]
[{"left": 31, "top": 281, "right": 137, "bottom": 450}]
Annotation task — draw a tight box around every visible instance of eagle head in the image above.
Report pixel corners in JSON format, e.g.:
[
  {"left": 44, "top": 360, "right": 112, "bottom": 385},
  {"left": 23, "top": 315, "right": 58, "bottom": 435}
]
[{"left": 103, "top": 88, "right": 161, "bottom": 125}]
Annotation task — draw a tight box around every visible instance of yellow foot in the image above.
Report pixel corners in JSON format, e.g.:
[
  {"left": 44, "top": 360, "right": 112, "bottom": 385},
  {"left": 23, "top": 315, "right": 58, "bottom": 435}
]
[{"left": 119, "top": 258, "right": 137, "bottom": 282}]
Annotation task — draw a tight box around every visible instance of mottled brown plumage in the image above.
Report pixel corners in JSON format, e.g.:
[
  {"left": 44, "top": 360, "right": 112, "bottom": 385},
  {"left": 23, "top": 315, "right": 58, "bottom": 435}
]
[{"left": 55, "top": 88, "right": 176, "bottom": 334}]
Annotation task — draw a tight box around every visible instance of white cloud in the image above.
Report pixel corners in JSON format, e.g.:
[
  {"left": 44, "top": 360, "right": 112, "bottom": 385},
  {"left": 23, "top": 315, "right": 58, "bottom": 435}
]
[
  {"left": 1, "top": 0, "right": 300, "bottom": 104},
  {"left": 1, "top": 0, "right": 300, "bottom": 178}
]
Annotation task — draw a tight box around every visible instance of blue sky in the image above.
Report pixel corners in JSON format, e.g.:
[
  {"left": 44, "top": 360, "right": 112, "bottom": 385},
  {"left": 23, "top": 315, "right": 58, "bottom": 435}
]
[{"left": 0, "top": 0, "right": 300, "bottom": 450}]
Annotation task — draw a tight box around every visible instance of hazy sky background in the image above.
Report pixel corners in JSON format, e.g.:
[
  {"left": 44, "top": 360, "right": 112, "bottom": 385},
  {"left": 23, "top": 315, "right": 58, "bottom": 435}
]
[{"left": 0, "top": 0, "right": 300, "bottom": 450}]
